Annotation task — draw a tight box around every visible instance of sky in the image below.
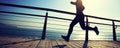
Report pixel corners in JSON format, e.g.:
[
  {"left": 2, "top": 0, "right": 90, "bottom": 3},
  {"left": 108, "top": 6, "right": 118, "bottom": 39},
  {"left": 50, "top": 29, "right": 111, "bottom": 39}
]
[
  {"left": 0, "top": 0, "right": 120, "bottom": 40},
  {"left": 0, "top": 0, "right": 120, "bottom": 19}
]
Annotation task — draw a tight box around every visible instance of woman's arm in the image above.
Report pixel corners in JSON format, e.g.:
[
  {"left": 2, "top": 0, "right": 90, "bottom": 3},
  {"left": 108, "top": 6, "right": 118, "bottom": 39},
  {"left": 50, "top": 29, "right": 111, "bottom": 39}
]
[{"left": 70, "top": 1, "right": 76, "bottom": 5}]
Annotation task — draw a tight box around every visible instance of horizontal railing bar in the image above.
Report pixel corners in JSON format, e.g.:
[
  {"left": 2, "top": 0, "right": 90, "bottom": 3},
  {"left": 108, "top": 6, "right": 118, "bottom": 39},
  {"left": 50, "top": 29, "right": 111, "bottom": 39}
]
[
  {"left": 0, "top": 18, "right": 71, "bottom": 27},
  {"left": 0, "top": 11, "right": 45, "bottom": 17},
  {"left": 0, "top": 24, "right": 42, "bottom": 29},
  {"left": 47, "top": 27, "right": 80, "bottom": 32},
  {"left": 0, "top": 11, "right": 72, "bottom": 21},
  {"left": 89, "top": 22, "right": 112, "bottom": 26},
  {"left": 0, "top": 3, "right": 120, "bottom": 22},
  {"left": 0, "top": 11, "right": 120, "bottom": 27},
  {"left": 85, "top": 15, "right": 120, "bottom": 22},
  {"left": 0, "top": 3, "right": 75, "bottom": 15},
  {"left": 89, "top": 22, "right": 120, "bottom": 27},
  {"left": 0, "top": 14, "right": 41, "bottom": 19},
  {"left": 48, "top": 16, "right": 72, "bottom": 21},
  {"left": 47, "top": 23, "right": 69, "bottom": 27},
  {"left": 0, "top": 18, "right": 41, "bottom": 24}
]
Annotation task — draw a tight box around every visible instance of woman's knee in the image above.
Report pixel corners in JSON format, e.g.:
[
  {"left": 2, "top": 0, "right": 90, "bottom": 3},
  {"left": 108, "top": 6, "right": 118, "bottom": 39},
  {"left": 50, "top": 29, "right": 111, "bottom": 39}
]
[{"left": 79, "top": 23, "right": 86, "bottom": 30}]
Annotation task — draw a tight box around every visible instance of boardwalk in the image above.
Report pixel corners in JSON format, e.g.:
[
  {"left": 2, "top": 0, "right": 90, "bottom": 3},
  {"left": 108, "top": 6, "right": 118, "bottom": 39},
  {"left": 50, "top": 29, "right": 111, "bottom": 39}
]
[{"left": 0, "top": 37, "right": 120, "bottom": 48}]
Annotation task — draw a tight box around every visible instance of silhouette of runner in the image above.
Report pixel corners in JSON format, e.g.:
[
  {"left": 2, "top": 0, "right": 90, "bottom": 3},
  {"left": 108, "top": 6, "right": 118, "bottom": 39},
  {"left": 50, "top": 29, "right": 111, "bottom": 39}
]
[{"left": 61, "top": 0, "right": 99, "bottom": 42}]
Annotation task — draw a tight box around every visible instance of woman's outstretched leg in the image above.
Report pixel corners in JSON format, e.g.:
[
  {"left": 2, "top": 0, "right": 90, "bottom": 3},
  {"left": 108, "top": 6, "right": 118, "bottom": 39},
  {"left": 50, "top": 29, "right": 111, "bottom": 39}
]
[
  {"left": 61, "top": 17, "right": 78, "bottom": 42},
  {"left": 67, "top": 19, "right": 78, "bottom": 38}
]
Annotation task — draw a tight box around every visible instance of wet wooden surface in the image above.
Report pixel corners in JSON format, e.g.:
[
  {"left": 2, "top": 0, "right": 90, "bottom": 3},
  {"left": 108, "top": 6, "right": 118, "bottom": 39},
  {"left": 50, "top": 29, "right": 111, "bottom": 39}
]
[{"left": 0, "top": 37, "right": 120, "bottom": 48}]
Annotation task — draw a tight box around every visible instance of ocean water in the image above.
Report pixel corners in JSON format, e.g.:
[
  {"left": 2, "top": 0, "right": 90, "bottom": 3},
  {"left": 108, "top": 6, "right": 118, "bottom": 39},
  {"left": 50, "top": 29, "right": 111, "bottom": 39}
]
[{"left": 0, "top": 22, "right": 120, "bottom": 41}]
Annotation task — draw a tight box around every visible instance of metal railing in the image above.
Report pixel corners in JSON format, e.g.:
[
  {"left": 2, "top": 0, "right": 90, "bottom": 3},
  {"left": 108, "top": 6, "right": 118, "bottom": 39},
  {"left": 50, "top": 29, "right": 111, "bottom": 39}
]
[{"left": 0, "top": 3, "right": 120, "bottom": 41}]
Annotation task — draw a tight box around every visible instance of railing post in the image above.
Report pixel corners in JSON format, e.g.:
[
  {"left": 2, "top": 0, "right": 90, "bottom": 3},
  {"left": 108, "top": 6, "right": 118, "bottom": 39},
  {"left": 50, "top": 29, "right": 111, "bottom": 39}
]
[
  {"left": 41, "top": 12, "right": 48, "bottom": 40},
  {"left": 83, "top": 16, "right": 89, "bottom": 48},
  {"left": 112, "top": 20, "right": 117, "bottom": 41},
  {"left": 85, "top": 16, "right": 89, "bottom": 41}
]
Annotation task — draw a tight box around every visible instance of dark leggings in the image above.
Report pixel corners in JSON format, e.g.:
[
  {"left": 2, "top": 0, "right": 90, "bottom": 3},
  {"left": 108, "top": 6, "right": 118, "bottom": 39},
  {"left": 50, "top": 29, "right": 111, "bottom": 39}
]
[{"left": 67, "top": 12, "right": 94, "bottom": 37}]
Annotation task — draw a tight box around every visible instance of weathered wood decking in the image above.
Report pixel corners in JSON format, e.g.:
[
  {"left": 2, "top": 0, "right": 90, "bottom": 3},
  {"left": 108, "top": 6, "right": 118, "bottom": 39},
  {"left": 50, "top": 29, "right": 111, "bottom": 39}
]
[{"left": 0, "top": 37, "right": 120, "bottom": 48}]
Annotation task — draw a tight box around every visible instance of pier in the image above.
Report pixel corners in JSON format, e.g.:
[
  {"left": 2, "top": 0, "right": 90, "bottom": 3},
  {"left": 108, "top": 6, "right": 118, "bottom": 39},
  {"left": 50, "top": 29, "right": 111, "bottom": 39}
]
[{"left": 0, "top": 3, "right": 120, "bottom": 48}]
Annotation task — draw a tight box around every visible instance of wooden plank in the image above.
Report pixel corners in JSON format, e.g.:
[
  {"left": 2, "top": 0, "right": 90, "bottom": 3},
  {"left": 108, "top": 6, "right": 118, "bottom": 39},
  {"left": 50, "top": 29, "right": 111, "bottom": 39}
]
[
  {"left": 56, "top": 40, "right": 63, "bottom": 45},
  {"left": 0, "top": 37, "right": 120, "bottom": 48},
  {"left": 99, "top": 41, "right": 120, "bottom": 48},
  {"left": 2, "top": 39, "right": 32, "bottom": 48},
  {"left": 62, "top": 40, "right": 80, "bottom": 48},
  {"left": 68, "top": 40, "right": 80, "bottom": 48},
  {"left": 76, "top": 40, "right": 88, "bottom": 48},
  {"left": 71, "top": 40, "right": 82, "bottom": 48},
  {"left": 45, "top": 40, "right": 52, "bottom": 48},
  {"left": 34, "top": 39, "right": 41, "bottom": 48},
  {"left": 60, "top": 40, "right": 72, "bottom": 48},
  {"left": 27, "top": 39, "right": 40, "bottom": 48},
  {"left": 51, "top": 40, "right": 58, "bottom": 48},
  {"left": 0, "top": 37, "right": 30, "bottom": 45},
  {"left": 36, "top": 40, "right": 51, "bottom": 48},
  {"left": 88, "top": 40, "right": 100, "bottom": 48},
  {"left": 60, "top": 40, "right": 77, "bottom": 48},
  {"left": 36, "top": 40, "right": 46, "bottom": 48},
  {"left": 55, "top": 40, "right": 67, "bottom": 48}
]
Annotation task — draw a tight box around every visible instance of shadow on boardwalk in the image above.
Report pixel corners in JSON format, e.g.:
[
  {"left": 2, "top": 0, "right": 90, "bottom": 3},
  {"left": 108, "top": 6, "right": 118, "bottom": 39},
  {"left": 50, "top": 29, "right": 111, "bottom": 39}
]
[
  {"left": 0, "top": 39, "right": 41, "bottom": 46},
  {"left": 53, "top": 45, "right": 67, "bottom": 48}
]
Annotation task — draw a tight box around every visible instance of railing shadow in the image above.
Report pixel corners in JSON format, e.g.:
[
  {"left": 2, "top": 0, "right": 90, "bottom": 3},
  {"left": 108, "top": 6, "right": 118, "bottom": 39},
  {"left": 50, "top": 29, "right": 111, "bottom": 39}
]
[
  {"left": 53, "top": 45, "right": 67, "bottom": 48},
  {"left": 0, "top": 39, "right": 41, "bottom": 46}
]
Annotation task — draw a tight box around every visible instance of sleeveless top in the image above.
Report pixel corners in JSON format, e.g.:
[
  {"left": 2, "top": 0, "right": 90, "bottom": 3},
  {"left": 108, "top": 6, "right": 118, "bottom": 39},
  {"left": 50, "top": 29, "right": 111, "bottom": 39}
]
[{"left": 76, "top": 0, "right": 85, "bottom": 12}]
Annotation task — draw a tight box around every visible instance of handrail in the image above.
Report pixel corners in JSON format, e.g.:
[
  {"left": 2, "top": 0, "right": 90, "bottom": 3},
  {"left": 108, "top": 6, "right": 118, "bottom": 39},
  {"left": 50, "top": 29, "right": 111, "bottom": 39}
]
[
  {"left": 0, "top": 3, "right": 75, "bottom": 15},
  {"left": 0, "top": 3, "right": 120, "bottom": 22}
]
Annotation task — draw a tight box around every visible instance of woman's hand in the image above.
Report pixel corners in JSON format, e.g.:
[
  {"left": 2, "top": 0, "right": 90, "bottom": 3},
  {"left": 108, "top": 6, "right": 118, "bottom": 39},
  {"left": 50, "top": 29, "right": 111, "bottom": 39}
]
[{"left": 70, "top": 1, "right": 76, "bottom": 5}]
